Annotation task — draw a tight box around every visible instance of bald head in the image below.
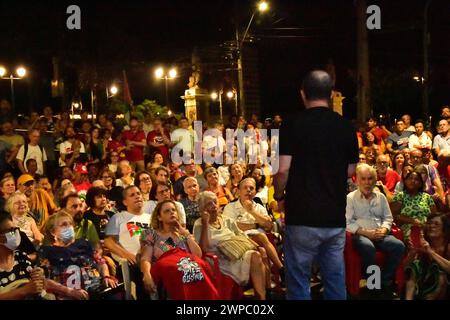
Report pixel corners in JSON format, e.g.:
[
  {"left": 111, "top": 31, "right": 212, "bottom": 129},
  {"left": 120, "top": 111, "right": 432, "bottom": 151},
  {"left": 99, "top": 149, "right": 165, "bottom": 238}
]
[
  {"left": 410, "top": 149, "right": 423, "bottom": 166},
  {"left": 301, "top": 70, "right": 333, "bottom": 102}
]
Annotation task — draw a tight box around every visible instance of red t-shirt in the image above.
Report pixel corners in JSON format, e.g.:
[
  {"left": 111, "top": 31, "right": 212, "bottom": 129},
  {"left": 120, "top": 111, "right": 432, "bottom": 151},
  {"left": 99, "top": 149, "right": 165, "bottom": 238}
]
[
  {"left": 121, "top": 130, "right": 146, "bottom": 162},
  {"left": 74, "top": 181, "right": 92, "bottom": 195},
  {"left": 370, "top": 127, "right": 389, "bottom": 145},
  {"left": 150, "top": 248, "right": 219, "bottom": 300},
  {"left": 107, "top": 139, "right": 126, "bottom": 159},
  {"left": 146, "top": 129, "right": 170, "bottom": 160},
  {"left": 379, "top": 169, "right": 400, "bottom": 193}
]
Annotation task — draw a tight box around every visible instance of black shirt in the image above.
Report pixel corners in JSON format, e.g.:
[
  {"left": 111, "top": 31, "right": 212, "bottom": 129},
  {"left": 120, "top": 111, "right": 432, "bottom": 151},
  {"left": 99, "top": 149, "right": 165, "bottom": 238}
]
[
  {"left": 39, "top": 239, "right": 103, "bottom": 295},
  {"left": 279, "top": 107, "right": 359, "bottom": 228},
  {"left": 18, "top": 230, "right": 36, "bottom": 255},
  {"left": 84, "top": 209, "right": 115, "bottom": 240},
  {"left": 0, "top": 250, "right": 33, "bottom": 291}
]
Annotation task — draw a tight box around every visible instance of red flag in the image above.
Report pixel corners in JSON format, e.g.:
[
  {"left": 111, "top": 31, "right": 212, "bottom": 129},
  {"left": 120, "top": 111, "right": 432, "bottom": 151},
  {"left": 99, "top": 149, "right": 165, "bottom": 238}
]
[
  {"left": 123, "top": 69, "right": 133, "bottom": 106},
  {"left": 126, "top": 223, "right": 142, "bottom": 237}
]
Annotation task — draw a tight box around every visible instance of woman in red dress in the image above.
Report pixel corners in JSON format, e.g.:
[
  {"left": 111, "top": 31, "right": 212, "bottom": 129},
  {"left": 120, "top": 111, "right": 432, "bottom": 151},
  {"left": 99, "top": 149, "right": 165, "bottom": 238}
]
[{"left": 139, "top": 199, "right": 219, "bottom": 300}]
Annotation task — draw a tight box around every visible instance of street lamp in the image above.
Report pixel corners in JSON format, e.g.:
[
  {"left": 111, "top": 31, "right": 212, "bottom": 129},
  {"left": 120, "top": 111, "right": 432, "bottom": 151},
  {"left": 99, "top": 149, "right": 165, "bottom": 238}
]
[
  {"left": 211, "top": 90, "right": 224, "bottom": 120},
  {"left": 154, "top": 67, "right": 178, "bottom": 107},
  {"left": 71, "top": 100, "right": 83, "bottom": 117},
  {"left": 0, "top": 65, "right": 27, "bottom": 112},
  {"left": 236, "top": 1, "right": 269, "bottom": 117},
  {"left": 107, "top": 84, "right": 119, "bottom": 99},
  {"left": 211, "top": 89, "right": 238, "bottom": 120},
  {"left": 227, "top": 89, "right": 238, "bottom": 115}
]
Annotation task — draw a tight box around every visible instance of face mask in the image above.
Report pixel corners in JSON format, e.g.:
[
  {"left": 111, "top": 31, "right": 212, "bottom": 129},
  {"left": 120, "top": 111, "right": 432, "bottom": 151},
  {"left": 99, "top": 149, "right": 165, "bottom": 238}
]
[
  {"left": 59, "top": 226, "right": 75, "bottom": 243},
  {"left": 2, "top": 229, "right": 21, "bottom": 251}
]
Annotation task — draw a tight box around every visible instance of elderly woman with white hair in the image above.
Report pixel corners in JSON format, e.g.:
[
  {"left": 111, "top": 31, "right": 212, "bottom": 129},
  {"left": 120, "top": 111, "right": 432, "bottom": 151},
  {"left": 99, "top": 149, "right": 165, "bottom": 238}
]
[
  {"left": 6, "top": 193, "right": 43, "bottom": 245},
  {"left": 193, "top": 191, "right": 267, "bottom": 300}
]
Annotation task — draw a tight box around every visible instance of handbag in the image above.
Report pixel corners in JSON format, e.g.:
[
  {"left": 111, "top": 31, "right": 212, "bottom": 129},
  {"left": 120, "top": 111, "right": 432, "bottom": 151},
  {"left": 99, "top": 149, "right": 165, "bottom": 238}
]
[{"left": 217, "top": 235, "right": 256, "bottom": 261}]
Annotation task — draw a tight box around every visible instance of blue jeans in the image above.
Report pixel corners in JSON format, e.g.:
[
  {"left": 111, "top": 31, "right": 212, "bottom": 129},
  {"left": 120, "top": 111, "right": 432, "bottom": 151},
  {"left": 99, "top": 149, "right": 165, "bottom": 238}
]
[
  {"left": 352, "top": 234, "right": 405, "bottom": 286},
  {"left": 285, "top": 225, "right": 346, "bottom": 300}
]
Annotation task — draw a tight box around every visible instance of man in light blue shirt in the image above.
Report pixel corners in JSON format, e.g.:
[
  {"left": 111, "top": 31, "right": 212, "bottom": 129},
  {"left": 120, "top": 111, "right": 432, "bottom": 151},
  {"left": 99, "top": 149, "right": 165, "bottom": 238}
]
[{"left": 346, "top": 163, "right": 405, "bottom": 298}]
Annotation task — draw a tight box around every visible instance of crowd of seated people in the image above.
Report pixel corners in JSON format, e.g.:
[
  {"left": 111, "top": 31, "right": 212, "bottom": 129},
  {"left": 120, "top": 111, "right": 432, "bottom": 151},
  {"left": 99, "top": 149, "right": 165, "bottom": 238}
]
[
  {"left": 349, "top": 108, "right": 450, "bottom": 299},
  {"left": 1, "top": 98, "right": 450, "bottom": 300}
]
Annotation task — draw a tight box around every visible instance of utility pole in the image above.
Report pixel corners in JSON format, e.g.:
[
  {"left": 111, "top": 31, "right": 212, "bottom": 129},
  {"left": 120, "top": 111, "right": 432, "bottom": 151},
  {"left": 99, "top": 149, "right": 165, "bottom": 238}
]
[
  {"left": 356, "top": 0, "right": 371, "bottom": 122},
  {"left": 236, "top": 26, "right": 246, "bottom": 117}
]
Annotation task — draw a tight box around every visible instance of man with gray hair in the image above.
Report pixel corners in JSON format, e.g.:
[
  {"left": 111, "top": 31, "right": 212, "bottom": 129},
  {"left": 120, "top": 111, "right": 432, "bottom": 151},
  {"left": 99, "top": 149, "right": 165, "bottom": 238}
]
[{"left": 346, "top": 163, "right": 405, "bottom": 299}]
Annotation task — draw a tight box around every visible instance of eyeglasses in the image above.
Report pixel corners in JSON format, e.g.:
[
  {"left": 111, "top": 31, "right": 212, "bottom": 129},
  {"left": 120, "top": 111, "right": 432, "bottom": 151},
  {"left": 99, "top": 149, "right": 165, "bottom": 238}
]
[
  {"left": 376, "top": 162, "right": 389, "bottom": 166},
  {"left": 157, "top": 189, "right": 170, "bottom": 194},
  {"left": 23, "top": 181, "right": 34, "bottom": 187}
]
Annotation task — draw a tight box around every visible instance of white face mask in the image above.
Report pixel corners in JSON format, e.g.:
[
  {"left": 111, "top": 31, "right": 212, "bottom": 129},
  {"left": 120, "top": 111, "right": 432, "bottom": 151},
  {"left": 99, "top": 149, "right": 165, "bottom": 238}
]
[{"left": 1, "top": 229, "right": 21, "bottom": 251}]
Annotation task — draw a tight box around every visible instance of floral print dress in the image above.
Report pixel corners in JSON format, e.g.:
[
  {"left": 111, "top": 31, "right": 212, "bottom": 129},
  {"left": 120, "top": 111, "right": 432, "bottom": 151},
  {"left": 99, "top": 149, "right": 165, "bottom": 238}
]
[{"left": 392, "top": 191, "right": 434, "bottom": 240}]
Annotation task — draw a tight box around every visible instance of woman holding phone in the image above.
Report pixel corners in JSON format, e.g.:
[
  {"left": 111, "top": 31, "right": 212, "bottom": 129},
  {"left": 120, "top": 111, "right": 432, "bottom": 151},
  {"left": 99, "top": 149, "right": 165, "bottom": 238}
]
[{"left": 405, "top": 213, "right": 450, "bottom": 300}]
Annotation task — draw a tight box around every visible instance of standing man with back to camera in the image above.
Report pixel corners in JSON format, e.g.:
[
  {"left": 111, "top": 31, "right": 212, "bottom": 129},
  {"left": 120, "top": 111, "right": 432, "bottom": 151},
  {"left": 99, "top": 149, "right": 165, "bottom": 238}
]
[{"left": 274, "top": 70, "right": 359, "bottom": 300}]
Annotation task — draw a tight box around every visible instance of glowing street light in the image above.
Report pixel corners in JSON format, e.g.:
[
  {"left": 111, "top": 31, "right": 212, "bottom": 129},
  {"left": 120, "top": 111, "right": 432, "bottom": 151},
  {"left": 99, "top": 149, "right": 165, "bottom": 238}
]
[
  {"left": 237, "top": 2, "right": 270, "bottom": 116},
  {"left": 16, "top": 67, "right": 26, "bottom": 78},
  {"left": 0, "top": 65, "right": 27, "bottom": 112},
  {"left": 154, "top": 66, "right": 178, "bottom": 107},
  {"left": 168, "top": 68, "right": 177, "bottom": 79},
  {"left": 110, "top": 85, "right": 118, "bottom": 95},
  {"left": 210, "top": 89, "right": 238, "bottom": 120},
  {"left": 155, "top": 67, "right": 164, "bottom": 79},
  {"left": 106, "top": 84, "right": 119, "bottom": 101},
  {"left": 258, "top": 1, "right": 269, "bottom": 12}
]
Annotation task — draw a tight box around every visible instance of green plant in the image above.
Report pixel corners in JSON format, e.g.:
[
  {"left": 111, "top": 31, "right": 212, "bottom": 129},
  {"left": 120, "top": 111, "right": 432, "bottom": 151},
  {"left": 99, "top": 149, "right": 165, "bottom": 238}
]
[{"left": 135, "top": 99, "right": 183, "bottom": 120}]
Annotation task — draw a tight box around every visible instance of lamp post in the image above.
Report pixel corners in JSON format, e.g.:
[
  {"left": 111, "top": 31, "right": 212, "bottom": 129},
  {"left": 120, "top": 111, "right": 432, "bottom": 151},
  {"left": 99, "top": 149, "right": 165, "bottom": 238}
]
[
  {"left": 106, "top": 84, "right": 119, "bottom": 99},
  {"left": 0, "top": 66, "right": 27, "bottom": 112},
  {"left": 236, "top": 1, "right": 269, "bottom": 117},
  {"left": 211, "top": 90, "right": 237, "bottom": 120},
  {"left": 155, "top": 67, "right": 177, "bottom": 107},
  {"left": 211, "top": 90, "right": 223, "bottom": 120}
]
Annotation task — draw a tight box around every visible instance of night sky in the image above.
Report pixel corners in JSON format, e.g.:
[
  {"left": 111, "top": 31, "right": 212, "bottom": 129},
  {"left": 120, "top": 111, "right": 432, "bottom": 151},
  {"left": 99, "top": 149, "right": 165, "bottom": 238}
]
[{"left": 0, "top": 0, "right": 449, "bottom": 123}]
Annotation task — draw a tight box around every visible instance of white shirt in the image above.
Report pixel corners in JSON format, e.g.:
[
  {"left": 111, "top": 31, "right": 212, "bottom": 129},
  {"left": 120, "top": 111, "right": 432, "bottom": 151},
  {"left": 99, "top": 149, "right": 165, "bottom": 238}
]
[
  {"left": 405, "top": 125, "right": 416, "bottom": 132},
  {"left": 255, "top": 186, "right": 269, "bottom": 205},
  {"left": 433, "top": 134, "right": 450, "bottom": 152},
  {"left": 223, "top": 199, "right": 270, "bottom": 235},
  {"left": 115, "top": 177, "right": 135, "bottom": 188},
  {"left": 16, "top": 144, "right": 47, "bottom": 175},
  {"left": 408, "top": 132, "right": 432, "bottom": 150},
  {"left": 143, "top": 200, "right": 186, "bottom": 225},
  {"left": 105, "top": 210, "right": 151, "bottom": 256},
  {"left": 346, "top": 189, "right": 393, "bottom": 234},
  {"left": 59, "top": 140, "right": 86, "bottom": 166},
  {"left": 217, "top": 165, "right": 230, "bottom": 186}
]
